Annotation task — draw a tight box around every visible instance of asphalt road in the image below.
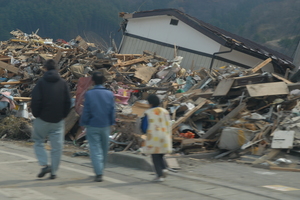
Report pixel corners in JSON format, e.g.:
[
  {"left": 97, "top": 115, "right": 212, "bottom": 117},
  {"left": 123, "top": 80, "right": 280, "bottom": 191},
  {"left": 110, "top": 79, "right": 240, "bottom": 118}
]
[{"left": 0, "top": 141, "right": 299, "bottom": 200}]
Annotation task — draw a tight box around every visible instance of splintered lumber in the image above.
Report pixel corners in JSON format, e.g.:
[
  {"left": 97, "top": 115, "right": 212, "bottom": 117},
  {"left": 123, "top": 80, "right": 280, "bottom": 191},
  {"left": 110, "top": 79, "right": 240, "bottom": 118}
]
[
  {"left": 113, "top": 54, "right": 143, "bottom": 60},
  {"left": 75, "top": 35, "right": 88, "bottom": 50},
  {"left": 54, "top": 49, "right": 62, "bottom": 63},
  {"left": 143, "top": 50, "right": 168, "bottom": 62},
  {"left": 272, "top": 73, "right": 293, "bottom": 84},
  {"left": 134, "top": 64, "right": 158, "bottom": 83},
  {"left": 252, "top": 149, "right": 281, "bottom": 165},
  {"left": 0, "top": 61, "right": 19, "bottom": 74},
  {"left": 0, "top": 81, "right": 22, "bottom": 85},
  {"left": 122, "top": 141, "right": 133, "bottom": 152},
  {"left": 115, "top": 56, "right": 153, "bottom": 67},
  {"left": 246, "top": 82, "right": 289, "bottom": 97},
  {"left": 202, "top": 103, "right": 246, "bottom": 139},
  {"left": 13, "top": 97, "right": 31, "bottom": 101},
  {"left": 270, "top": 167, "right": 300, "bottom": 172},
  {"left": 212, "top": 78, "right": 234, "bottom": 96},
  {"left": 172, "top": 98, "right": 207, "bottom": 130},
  {"left": 64, "top": 107, "right": 80, "bottom": 135},
  {"left": 251, "top": 58, "right": 272, "bottom": 73}
]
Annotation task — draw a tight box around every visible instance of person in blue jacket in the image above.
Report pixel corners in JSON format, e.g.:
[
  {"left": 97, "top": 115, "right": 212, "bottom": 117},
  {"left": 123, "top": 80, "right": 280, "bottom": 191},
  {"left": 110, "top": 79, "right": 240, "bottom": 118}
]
[{"left": 80, "top": 72, "right": 115, "bottom": 182}]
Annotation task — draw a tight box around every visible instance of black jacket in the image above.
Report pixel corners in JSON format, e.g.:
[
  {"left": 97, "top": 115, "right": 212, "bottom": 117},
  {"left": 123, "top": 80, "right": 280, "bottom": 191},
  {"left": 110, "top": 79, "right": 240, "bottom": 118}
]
[{"left": 31, "top": 69, "right": 71, "bottom": 123}]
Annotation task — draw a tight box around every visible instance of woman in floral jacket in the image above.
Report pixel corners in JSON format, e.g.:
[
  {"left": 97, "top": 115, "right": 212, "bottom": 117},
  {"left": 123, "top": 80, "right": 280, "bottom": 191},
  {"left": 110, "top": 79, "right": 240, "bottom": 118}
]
[{"left": 141, "top": 94, "right": 172, "bottom": 182}]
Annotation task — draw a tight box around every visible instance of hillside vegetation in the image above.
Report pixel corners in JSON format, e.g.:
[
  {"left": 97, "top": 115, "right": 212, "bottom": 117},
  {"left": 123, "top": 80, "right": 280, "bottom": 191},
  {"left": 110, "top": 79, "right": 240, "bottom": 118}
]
[{"left": 0, "top": 0, "right": 299, "bottom": 57}]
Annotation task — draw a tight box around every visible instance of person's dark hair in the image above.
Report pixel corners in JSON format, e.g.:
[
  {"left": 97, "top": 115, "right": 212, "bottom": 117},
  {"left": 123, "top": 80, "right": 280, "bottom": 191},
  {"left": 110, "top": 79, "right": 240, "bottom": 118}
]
[
  {"left": 92, "top": 72, "right": 106, "bottom": 85},
  {"left": 44, "top": 59, "right": 57, "bottom": 70},
  {"left": 147, "top": 94, "right": 160, "bottom": 107}
]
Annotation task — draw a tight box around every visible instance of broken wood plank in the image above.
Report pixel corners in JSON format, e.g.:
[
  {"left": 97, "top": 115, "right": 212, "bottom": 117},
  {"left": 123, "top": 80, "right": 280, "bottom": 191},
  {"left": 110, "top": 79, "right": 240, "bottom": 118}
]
[
  {"left": 115, "top": 56, "right": 153, "bottom": 67},
  {"left": 252, "top": 149, "right": 281, "bottom": 165},
  {"left": 246, "top": 82, "right": 289, "bottom": 97},
  {"left": 202, "top": 103, "right": 246, "bottom": 139},
  {"left": 270, "top": 166, "right": 300, "bottom": 172},
  {"left": 251, "top": 58, "right": 272, "bottom": 73},
  {"left": 134, "top": 64, "right": 158, "bottom": 83},
  {"left": 272, "top": 73, "right": 293, "bottom": 84},
  {"left": 54, "top": 49, "right": 62, "bottom": 63},
  {"left": 75, "top": 35, "right": 89, "bottom": 50},
  {"left": 64, "top": 107, "right": 80, "bottom": 135},
  {"left": 0, "top": 81, "right": 22, "bottom": 85},
  {"left": 172, "top": 98, "right": 207, "bottom": 130},
  {"left": 13, "top": 97, "right": 31, "bottom": 101},
  {"left": 0, "top": 61, "right": 19, "bottom": 74},
  {"left": 212, "top": 78, "right": 234, "bottom": 96},
  {"left": 113, "top": 54, "right": 143, "bottom": 60},
  {"left": 122, "top": 141, "right": 133, "bottom": 152},
  {"left": 143, "top": 50, "right": 168, "bottom": 62}
]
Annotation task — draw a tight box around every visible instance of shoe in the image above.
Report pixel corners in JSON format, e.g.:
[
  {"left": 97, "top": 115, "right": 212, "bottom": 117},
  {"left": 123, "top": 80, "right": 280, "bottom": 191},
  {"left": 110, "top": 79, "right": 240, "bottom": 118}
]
[
  {"left": 37, "top": 166, "right": 51, "bottom": 178},
  {"left": 152, "top": 177, "right": 164, "bottom": 182},
  {"left": 162, "top": 169, "right": 168, "bottom": 178},
  {"left": 95, "top": 175, "right": 103, "bottom": 182},
  {"left": 49, "top": 174, "right": 56, "bottom": 179}
]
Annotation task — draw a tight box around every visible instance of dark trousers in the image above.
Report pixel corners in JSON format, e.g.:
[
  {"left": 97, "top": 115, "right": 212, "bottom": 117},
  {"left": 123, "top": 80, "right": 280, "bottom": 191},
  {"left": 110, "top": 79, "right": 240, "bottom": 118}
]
[{"left": 151, "top": 154, "right": 166, "bottom": 177}]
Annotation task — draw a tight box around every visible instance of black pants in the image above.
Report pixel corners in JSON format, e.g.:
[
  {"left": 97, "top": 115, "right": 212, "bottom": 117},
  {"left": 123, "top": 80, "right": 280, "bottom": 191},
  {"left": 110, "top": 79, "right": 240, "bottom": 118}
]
[{"left": 151, "top": 154, "right": 166, "bottom": 177}]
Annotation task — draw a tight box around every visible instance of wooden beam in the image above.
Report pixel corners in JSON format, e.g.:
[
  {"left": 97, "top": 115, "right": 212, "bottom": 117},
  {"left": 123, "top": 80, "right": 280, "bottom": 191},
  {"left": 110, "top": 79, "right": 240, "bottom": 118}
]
[
  {"left": 202, "top": 103, "right": 246, "bottom": 139},
  {"left": 54, "top": 49, "right": 62, "bottom": 63},
  {"left": 252, "top": 149, "right": 281, "bottom": 165},
  {"left": 13, "top": 97, "right": 31, "bottom": 101},
  {"left": 212, "top": 79, "right": 234, "bottom": 96},
  {"left": 64, "top": 107, "right": 79, "bottom": 135},
  {"left": 172, "top": 98, "right": 207, "bottom": 130},
  {"left": 272, "top": 73, "right": 293, "bottom": 84},
  {"left": 0, "top": 61, "right": 19, "bottom": 74},
  {"left": 251, "top": 58, "right": 272, "bottom": 73},
  {"left": 246, "top": 82, "right": 289, "bottom": 97},
  {"left": 270, "top": 166, "right": 300, "bottom": 172},
  {"left": 0, "top": 81, "right": 22, "bottom": 85},
  {"left": 114, "top": 56, "right": 153, "bottom": 67},
  {"left": 113, "top": 54, "right": 143, "bottom": 58}
]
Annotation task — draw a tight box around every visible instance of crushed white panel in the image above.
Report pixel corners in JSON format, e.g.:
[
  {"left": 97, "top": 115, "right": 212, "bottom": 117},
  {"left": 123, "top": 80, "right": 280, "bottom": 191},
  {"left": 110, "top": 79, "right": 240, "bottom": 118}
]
[
  {"left": 0, "top": 188, "right": 55, "bottom": 200},
  {"left": 271, "top": 130, "right": 295, "bottom": 149},
  {"left": 68, "top": 186, "right": 138, "bottom": 200}
]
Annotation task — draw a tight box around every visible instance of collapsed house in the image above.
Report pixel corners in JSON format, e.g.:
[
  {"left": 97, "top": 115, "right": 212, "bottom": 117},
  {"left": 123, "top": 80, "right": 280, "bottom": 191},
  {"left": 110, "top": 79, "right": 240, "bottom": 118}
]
[{"left": 119, "top": 9, "right": 295, "bottom": 75}]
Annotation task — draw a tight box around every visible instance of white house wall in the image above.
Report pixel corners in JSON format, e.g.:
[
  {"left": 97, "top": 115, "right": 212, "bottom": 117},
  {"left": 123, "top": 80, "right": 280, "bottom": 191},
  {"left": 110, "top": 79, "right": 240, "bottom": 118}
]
[
  {"left": 218, "top": 46, "right": 274, "bottom": 72},
  {"left": 126, "top": 15, "right": 221, "bottom": 54},
  {"left": 120, "top": 35, "right": 236, "bottom": 70}
]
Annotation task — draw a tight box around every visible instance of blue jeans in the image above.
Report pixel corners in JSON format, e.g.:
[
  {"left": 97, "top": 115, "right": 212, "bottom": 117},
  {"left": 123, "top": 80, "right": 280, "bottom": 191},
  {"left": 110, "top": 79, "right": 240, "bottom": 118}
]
[
  {"left": 32, "top": 118, "right": 64, "bottom": 176},
  {"left": 86, "top": 126, "right": 110, "bottom": 175}
]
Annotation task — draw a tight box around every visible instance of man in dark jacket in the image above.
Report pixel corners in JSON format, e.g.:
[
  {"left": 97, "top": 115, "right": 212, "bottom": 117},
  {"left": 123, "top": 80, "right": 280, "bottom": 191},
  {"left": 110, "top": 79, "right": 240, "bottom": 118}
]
[{"left": 31, "top": 59, "right": 71, "bottom": 179}]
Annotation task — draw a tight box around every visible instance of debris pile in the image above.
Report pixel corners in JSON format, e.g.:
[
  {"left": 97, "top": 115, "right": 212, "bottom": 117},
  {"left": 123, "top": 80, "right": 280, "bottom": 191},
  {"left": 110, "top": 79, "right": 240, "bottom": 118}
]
[{"left": 1, "top": 29, "right": 300, "bottom": 171}]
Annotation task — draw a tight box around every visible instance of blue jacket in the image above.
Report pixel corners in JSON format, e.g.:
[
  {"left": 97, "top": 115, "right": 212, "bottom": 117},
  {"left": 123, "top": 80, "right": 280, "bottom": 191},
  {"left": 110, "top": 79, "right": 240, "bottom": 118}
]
[{"left": 80, "top": 85, "right": 115, "bottom": 128}]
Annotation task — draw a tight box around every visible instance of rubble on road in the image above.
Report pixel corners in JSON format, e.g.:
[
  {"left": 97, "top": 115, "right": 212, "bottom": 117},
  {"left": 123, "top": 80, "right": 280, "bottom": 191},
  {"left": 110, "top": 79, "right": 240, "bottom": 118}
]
[{"left": 1, "top": 29, "right": 300, "bottom": 172}]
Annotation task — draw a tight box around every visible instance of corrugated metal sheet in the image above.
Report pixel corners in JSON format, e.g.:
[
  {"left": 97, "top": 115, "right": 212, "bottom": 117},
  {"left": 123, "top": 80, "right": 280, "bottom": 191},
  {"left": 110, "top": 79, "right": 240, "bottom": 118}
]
[{"left": 120, "top": 36, "right": 240, "bottom": 70}]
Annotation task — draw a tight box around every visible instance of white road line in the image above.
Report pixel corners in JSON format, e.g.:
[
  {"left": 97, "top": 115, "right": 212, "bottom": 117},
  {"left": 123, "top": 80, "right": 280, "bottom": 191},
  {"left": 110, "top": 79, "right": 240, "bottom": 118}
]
[
  {"left": 0, "top": 188, "right": 55, "bottom": 200},
  {"left": 0, "top": 150, "right": 37, "bottom": 160},
  {"left": 0, "top": 149, "right": 127, "bottom": 184},
  {"left": 68, "top": 186, "right": 138, "bottom": 200},
  {"left": 0, "top": 160, "right": 36, "bottom": 164}
]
